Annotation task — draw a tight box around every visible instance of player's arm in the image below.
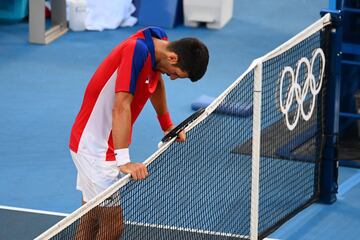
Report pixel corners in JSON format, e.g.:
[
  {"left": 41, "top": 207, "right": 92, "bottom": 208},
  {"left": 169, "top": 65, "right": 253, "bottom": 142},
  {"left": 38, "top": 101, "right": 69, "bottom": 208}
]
[
  {"left": 112, "top": 92, "right": 148, "bottom": 180},
  {"left": 150, "top": 75, "right": 185, "bottom": 142}
]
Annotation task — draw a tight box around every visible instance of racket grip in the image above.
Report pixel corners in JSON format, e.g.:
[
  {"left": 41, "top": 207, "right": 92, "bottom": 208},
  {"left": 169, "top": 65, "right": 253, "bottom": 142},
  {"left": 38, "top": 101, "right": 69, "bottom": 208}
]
[{"left": 157, "top": 141, "right": 164, "bottom": 149}]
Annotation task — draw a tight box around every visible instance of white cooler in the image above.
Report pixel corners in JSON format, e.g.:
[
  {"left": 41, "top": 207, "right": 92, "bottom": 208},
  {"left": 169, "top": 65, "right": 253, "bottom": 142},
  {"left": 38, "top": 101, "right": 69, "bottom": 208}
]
[{"left": 183, "top": 0, "right": 233, "bottom": 29}]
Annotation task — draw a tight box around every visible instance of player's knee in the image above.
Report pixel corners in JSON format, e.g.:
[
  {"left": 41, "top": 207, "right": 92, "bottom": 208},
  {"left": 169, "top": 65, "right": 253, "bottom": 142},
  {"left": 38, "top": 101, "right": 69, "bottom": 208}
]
[
  {"left": 98, "top": 207, "right": 124, "bottom": 240},
  {"left": 102, "top": 220, "right": 123, "bottom": 240},
  {"left": 112, "top": 219, "right": 124, "bottom": 239}
]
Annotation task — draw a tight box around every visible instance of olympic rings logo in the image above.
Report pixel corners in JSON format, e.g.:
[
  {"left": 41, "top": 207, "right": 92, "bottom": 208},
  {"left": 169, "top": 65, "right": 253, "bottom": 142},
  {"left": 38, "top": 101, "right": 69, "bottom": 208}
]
[{"left": 279, "top": 48, "right": 325, "bottom": 131}]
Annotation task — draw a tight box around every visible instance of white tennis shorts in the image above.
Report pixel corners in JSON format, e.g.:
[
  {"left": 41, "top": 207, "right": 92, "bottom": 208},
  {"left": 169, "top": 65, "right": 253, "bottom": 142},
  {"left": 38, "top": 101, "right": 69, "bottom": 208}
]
[{"left": 70, "top": 150, "right": 121, "bottom": 202}]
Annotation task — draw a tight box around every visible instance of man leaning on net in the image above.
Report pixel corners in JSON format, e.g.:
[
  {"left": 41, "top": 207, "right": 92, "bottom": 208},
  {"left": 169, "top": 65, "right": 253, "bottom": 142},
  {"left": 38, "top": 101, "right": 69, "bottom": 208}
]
[{"left": 68, "top": 26, "right": 209, "bottom": 239}]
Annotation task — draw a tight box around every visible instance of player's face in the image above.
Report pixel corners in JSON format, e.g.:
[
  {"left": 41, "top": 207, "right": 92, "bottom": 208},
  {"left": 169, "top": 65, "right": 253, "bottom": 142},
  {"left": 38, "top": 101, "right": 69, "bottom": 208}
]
[
  {"left": 158, "top": 63, "right": 188, "bottom": 80},
  {"left": 156, "top": 51, "right": 189, "bottom": 80}
]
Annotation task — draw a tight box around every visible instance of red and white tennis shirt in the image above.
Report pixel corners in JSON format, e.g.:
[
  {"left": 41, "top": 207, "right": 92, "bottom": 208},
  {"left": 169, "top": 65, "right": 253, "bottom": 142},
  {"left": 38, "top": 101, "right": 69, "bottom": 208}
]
[{"left": 69, "top": 27, "right": 168, "bottom": 161}]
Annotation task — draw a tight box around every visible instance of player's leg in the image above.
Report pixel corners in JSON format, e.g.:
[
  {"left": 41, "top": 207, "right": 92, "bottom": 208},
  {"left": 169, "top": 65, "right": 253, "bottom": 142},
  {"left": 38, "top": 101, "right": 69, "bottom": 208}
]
[
  {"left": 74, "top": 198, "right": 99, "bottom": 239},
  {"left": 71, "top": 151, "right": 100, "bottom": 239},
  {"left": 94, "top": 161, "right": 124, "bottom": 239},
  {"left": 97, "top": 204, "right": 124, "bottom": 240}
]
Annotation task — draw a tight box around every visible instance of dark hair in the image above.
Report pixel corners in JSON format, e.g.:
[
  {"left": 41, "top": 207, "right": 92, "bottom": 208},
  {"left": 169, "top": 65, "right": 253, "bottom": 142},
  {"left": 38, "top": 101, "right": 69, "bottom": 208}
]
[{"left": 167, "top": 38, "right": 209, "bottom": 82}]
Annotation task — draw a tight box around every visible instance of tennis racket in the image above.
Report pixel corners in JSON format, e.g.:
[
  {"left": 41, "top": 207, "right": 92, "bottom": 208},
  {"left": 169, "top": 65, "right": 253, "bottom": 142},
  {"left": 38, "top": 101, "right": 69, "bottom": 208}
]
[{"left": 158, "top": 108, "right": 205, "bottom": 147}]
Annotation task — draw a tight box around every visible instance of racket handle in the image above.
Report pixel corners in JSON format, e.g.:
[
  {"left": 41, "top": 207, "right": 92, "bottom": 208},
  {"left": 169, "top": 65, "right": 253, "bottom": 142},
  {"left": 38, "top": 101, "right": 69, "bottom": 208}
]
[{"left": 157, "top": 141, "right": 164, "bottom": 149}]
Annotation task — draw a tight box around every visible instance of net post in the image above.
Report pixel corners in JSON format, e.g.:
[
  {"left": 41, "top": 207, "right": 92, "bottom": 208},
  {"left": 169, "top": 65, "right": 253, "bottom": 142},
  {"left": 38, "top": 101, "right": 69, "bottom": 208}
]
[
  {"left": 319, "top": 9, "right": 342, "bottom": 204},
  {"left": 250, "top": 60, "right": 262, "bottom": 240}
]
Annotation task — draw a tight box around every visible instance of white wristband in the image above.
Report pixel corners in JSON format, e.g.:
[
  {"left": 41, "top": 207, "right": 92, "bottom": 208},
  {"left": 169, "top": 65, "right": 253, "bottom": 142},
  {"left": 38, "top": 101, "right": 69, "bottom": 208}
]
[{"left": 115, "top": 148, "right": 130, "bottom": 166}]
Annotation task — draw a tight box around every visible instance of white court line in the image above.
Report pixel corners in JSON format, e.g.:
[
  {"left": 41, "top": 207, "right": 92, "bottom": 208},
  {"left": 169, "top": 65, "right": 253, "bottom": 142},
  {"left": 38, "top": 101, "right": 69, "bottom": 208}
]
[
  {"left": 0, "top": 205, "right": 69, "bottom": 217},
  {"left": 126, "top": 221, "right": 280, "bottom": 240},
  {"left": 126, "top": 221, "right": 249, "bottom": 239},
  {"left": 0, "top": 205, "right": 280, "bottom": 239},
  {"left": 1, "top": 206, "right": 282, "bottom": 240}
]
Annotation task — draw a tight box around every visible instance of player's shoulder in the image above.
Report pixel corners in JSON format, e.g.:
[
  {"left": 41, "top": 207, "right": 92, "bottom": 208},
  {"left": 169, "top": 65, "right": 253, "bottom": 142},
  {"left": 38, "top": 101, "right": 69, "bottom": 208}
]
[
  {"left": 146, "top": 26, "right": 168, "bottom": 40},
  {"left": 122, "top": 38, "right": 149, "bottom": 56}
]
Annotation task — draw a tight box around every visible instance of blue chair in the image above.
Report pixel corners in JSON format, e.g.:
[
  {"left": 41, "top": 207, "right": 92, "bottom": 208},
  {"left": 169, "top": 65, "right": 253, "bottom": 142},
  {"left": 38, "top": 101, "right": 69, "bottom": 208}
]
[
  {"left": 0, "top": 0, "right": 28, "bottom": 22},
  {"left": 136, "top": 0, "right": 183, "bottom": 28}
]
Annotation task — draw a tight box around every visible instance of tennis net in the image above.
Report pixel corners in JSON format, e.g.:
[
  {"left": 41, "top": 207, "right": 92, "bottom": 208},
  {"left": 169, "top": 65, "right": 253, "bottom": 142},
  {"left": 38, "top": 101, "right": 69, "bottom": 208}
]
[{"left": 36, "top": 13, "right": 332, "bottom": 240}]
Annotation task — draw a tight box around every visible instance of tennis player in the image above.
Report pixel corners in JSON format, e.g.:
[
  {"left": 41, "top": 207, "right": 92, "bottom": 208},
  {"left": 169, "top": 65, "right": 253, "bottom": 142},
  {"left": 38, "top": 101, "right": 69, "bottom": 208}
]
[{"left": 69, "top": 26, "right": 209, "bottom": 239}]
